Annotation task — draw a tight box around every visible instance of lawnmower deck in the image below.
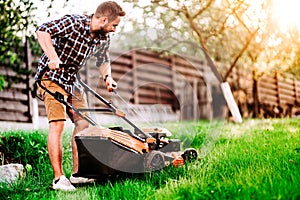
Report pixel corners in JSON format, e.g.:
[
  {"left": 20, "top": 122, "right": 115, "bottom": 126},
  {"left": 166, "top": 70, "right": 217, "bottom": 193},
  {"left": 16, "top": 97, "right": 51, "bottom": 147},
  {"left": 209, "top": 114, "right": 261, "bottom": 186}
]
[{"left": 75, "top": 126, "right": 183, "bottom": 177}]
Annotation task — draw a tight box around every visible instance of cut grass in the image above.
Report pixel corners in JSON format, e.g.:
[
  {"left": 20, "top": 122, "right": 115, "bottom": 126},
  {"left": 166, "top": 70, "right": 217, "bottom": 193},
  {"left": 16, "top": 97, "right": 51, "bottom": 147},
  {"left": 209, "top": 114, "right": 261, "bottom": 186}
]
[{"left": 0, "top": 118, "right": 300, "bottom": 200}]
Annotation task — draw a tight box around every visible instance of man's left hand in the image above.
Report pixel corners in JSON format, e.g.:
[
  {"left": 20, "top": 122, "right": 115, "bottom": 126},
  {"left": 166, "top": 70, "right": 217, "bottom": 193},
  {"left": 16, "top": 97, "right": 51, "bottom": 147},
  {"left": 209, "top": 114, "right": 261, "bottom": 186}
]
[{"left": 105, "top": 76, "right": 117, "bottom": 92}]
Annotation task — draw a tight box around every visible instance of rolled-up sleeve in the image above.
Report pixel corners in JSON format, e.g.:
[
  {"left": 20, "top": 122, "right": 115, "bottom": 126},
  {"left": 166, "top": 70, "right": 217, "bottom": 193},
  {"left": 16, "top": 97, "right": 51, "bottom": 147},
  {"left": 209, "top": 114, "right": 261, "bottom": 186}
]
[{"left": 36, "top": 15, "right": 76, "bottom": 38}]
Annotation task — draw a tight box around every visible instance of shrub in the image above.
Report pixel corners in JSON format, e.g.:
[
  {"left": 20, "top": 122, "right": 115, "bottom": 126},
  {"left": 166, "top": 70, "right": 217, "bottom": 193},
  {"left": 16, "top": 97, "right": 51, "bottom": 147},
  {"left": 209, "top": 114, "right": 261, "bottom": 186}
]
[{"left": 0, "top": 130, "right": 49, "bottom": 171}]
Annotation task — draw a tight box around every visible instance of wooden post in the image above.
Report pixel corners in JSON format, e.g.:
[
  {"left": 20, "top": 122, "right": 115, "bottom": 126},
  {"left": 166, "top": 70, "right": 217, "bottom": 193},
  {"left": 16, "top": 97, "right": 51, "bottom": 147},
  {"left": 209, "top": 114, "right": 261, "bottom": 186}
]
[
  {"left": 132, "top": 50, "right": 139, "bottom": 104},
  {"left": 252, "top": 70, "right": 259, "bottom": 118},
  {"left": 170, "top": 55, "right": 179, "bottom": 111},
  {"left": 170, "top": 55, "right": 176, "bottom": 93},
  {"left": 220, "top": 82, "right": 242, "bottom": 123},
  {"left": 25, "top": 37, "right": 34, "bottom": 124},
  {"left": 205, "top": 82, "right": 213, "bottom": 120},
  {"left": 295, "top": 78, "right": 299, "bottom": 103},
  {"left": 32, "top": 98, "right": 39, "bottom": 129},
  {"left": 193, "top": 78, "right": 198, "bottom": 120},
  {"left": 275, "top": 71, "right": 280, "bottom": 106}
]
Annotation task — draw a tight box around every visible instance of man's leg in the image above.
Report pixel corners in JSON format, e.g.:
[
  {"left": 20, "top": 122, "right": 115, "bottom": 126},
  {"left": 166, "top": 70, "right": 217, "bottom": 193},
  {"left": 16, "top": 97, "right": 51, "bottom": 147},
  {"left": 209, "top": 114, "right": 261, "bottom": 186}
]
[
  {"left": 48, "top": 120, "right": 65, "bottom": 179},
  {"left": 69, "top": 118, "right": 95, "bottom": 184},
  {"left": 72, "top": 119, "right": 89, "bottom": 174},
  {"left": 48, "top": 120, "right": 76, "bottom": 191},
  {"left": 40, "top": 80, "right": 69, "bottom": 179},
  {"left": 39, "top": 81, "right": 76, "bottom": 191},
  {"left": 67, "top": 90, "right": 95, "bottom": 183}
]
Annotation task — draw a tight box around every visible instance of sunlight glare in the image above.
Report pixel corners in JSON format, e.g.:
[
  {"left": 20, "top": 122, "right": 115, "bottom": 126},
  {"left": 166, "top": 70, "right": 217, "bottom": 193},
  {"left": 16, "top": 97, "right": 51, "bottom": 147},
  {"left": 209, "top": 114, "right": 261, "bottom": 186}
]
[{"left": 272, "top": 0, "right": 300, "bottom": 31}]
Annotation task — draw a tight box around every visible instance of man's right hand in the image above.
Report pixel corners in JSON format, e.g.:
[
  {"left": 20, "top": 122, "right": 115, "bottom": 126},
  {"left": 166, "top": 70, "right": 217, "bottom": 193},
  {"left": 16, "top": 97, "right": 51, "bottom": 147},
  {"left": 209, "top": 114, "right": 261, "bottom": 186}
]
[{"left": 48, "top": 60, "right": 62, "bottom": 70}]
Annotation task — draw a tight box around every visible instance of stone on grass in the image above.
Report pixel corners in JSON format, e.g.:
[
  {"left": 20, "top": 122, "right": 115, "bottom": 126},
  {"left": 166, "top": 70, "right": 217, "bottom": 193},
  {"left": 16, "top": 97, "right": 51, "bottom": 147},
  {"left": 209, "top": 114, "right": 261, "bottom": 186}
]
[{"left": 0, "top": 164, "right": 26, "bottom": 185}]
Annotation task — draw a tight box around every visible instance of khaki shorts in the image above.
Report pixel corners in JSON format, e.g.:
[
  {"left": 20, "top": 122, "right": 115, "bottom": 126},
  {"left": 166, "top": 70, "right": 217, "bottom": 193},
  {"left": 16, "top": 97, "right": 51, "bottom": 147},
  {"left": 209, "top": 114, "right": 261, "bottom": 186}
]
[{"left": 38, "top": 80, "right": 89, "bottom": 123}]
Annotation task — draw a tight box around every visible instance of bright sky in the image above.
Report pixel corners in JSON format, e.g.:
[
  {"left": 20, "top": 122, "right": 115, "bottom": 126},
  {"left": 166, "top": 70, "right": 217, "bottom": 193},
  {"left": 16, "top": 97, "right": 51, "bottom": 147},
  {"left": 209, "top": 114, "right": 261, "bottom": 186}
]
[
  {"left": 32, "top": 0, "right": 300, "bottom": 31},
  {"left": 271, "top": 0, "right": 300, "bottom": 32}
]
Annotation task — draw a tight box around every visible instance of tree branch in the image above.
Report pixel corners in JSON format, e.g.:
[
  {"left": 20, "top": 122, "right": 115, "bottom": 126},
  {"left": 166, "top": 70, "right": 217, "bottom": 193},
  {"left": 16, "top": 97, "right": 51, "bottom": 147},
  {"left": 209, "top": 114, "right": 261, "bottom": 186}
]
[
  {"left": 224, "top": 27, "right": 259, "bottom": 80},
  {"left": 192, "top": 0, "right": 214, "bottom": 18}
]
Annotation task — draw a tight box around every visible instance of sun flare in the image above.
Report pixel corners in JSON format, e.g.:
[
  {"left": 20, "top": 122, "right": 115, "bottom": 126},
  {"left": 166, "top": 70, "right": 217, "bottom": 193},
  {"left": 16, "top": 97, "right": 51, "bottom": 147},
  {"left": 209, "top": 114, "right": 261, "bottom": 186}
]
[{"left": 272, "top": 0, "right": 300, "bottom": 31}]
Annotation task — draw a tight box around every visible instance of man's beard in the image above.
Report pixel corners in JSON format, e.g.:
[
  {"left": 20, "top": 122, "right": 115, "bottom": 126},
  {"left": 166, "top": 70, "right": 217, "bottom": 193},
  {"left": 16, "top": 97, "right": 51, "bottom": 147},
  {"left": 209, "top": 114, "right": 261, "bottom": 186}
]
[
  {"left": 93, "top": 27, "right": 109, "bottom": 36},
  {"left": 99, "top": 29, "right": 107, "bottom": 35}
]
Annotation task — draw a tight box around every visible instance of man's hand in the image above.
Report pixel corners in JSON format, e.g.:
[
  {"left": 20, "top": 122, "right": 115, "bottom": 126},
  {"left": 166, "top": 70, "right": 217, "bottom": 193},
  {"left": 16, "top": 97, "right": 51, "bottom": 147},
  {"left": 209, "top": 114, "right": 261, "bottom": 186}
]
[
  {"left": 48, "top": 60, "right": 61, "bottom": 70},
  {"left": 105, "top": 76, "right": 117, "bottom": 92}
]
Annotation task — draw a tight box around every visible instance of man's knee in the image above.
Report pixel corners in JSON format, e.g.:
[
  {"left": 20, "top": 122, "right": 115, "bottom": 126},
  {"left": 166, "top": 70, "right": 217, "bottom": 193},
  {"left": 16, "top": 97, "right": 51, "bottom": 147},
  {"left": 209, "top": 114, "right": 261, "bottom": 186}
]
[
  {"left": 75, "top": 119, "right": 89, "bottom": 130},
  {"left": 49, "top": 120, "right": 65, "bottom": 132}
]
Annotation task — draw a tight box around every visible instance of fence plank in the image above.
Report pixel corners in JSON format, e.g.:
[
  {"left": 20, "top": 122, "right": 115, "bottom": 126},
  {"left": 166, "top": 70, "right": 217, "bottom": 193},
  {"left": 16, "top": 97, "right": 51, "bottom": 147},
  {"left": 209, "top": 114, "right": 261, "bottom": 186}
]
[
  {"left": 295, "top": 79, "right": 300, "bottom": 103},
  {"left": 278, "top": 81, "right": 294, "bottom": 91},
  {"left": 0, "top": 111, "right": 29, "bottom": 122},
  {"left": 0, "top": 100, "right": 28, "bottom": 113},
  {"left": 257, "top": 87, "right": 278, "bottom": 96}
]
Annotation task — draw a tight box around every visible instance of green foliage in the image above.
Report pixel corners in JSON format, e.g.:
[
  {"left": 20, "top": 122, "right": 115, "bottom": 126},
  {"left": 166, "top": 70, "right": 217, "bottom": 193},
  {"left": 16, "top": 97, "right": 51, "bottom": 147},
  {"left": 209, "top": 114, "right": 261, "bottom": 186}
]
[
  {"left": 28, "top": 36, "right": 43, "bottom": 57},
  {"left": 0, "top": 130, "right": 49, "bottom": 170},
  {"left": 284, "top": 32, "right": 300, "bottom": 79},
  {"left": 0, "top": 75, "right": 4, "bottom": 91},
  {"left": 0, "top": 0, "right": 37, "bottom": 89},
  {"left": 1, "top": 119, "right": 300, "bottom": 199},
  {"left": 0, "top": 0, "right": 36, "bottom": 61}
]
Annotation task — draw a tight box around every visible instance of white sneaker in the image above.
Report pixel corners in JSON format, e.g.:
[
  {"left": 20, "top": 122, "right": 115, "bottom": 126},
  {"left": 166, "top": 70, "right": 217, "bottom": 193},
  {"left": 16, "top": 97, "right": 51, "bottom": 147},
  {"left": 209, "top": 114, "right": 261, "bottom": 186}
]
[
  {"left": 52, "top": 175, "right": 76, "bottom": 191},
  {"left": 70, "top": 174, "right": 95, "bottom": 184}
]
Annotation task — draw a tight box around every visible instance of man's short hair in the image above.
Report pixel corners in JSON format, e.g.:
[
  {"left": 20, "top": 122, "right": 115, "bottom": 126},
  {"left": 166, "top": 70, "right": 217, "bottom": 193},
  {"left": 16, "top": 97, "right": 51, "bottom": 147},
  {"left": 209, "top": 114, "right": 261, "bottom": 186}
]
[{"left": 95, "top": 1, "right": 126, "bottom": 22}]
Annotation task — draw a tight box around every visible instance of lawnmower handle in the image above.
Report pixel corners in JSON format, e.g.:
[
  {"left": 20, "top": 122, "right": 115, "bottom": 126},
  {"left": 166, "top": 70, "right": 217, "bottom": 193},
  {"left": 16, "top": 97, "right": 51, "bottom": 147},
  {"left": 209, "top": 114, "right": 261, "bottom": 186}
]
[
  {"left": 38, "top": 64, "right": 117, "bottom": 92},
  {"left": 35, "top": 64, "right": 153, "bottom": 140}
]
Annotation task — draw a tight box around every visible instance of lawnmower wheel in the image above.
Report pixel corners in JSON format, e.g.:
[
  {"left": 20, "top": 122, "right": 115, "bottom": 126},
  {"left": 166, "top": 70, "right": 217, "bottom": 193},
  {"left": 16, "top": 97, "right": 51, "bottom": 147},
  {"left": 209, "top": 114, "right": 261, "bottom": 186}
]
[
  {"left": 182, "top": 148, "right": 198, "bottom": 162},
  {"left": 144, "top": 150, "right": 165, "bottom": 172}
]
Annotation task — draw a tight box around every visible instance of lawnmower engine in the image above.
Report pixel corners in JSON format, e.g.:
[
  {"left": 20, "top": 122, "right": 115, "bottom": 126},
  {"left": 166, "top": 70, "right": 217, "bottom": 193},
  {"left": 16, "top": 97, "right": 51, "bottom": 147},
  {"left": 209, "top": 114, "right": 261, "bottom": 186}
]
[{"left": 75, "top": 126, "right": 197, "bottom": 178}]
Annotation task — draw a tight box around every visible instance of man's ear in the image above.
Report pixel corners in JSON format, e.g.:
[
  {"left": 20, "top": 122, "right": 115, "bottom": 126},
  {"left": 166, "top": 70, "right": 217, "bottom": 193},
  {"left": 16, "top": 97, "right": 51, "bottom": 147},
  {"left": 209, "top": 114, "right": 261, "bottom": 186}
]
[{"left": 101, "top": 17, "right": 108, "bottom": 26}]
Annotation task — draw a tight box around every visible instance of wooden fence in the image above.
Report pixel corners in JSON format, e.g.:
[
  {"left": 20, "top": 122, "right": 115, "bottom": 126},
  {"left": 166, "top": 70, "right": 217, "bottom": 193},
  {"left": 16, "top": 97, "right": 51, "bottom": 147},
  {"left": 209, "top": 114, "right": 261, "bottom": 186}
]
[
  {"left": 0, "top": 40, "right": 32, "bottom": 123},
  {"left": 0, "top": 48, "right": 219, "bottom": 123},
  {"left": 255, "top": 73, "right": 300, "bottom": 117},
  {"left": 228, "top": 68, "right": 300, "bottom": 118},
  {"left": 0, "top": 67, "right": 32, "bottom": 122},
  {"left": 2, "top": 45, "right": 299, "bottom": 123},
  {"left": 81, "top": 49, "right": 214, "bottom": 121}
]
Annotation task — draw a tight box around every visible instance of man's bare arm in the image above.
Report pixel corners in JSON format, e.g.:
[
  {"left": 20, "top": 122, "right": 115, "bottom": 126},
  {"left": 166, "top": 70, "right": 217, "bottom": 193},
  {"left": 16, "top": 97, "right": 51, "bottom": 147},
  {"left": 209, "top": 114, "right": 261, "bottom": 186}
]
[
  {"left": 99, "top": 62, "right": 111, "bottom": 78},
  {"left": 36, "top": 31, "right": 61, "bottom": 69}
]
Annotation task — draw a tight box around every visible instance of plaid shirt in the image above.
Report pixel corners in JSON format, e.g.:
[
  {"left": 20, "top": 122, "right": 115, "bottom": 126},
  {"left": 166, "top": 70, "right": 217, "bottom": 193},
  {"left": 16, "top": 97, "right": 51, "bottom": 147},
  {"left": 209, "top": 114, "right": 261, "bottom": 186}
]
[{"left": 34, "top": 14, "right": 111, "bottom": 93}]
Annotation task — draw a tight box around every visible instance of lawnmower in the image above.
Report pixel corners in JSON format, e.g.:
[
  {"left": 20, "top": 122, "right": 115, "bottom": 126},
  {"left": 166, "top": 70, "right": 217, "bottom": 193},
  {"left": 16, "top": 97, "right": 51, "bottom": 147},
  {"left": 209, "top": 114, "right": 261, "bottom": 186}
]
[{"left": 33, "top": 64, "right": 198, "bottom": 178}]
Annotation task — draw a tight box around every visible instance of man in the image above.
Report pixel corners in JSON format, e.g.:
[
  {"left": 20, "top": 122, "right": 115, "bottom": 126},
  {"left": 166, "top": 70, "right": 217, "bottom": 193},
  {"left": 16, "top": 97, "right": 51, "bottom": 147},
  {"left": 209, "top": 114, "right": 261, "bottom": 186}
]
[{"left": 35, "top": 1, "right": 126, "bottom": 191}]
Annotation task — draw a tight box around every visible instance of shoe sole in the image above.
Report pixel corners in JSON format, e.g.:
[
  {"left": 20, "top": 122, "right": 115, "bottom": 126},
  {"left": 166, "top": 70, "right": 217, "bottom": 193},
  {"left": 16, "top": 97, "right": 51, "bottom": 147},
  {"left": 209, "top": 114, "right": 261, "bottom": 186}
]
[
  {"left": 50, "top": 184, "right": 76, "bottom": 191},
  {"left": 70, "top": 178, "right": 95, "bottom": 184}
]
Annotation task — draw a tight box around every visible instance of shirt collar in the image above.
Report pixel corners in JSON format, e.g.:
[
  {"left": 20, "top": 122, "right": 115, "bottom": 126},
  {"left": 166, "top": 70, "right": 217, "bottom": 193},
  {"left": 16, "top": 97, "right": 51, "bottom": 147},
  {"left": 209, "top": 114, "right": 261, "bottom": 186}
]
[{"left": 85, "top": 14, "right": 92, "bottom": 33}]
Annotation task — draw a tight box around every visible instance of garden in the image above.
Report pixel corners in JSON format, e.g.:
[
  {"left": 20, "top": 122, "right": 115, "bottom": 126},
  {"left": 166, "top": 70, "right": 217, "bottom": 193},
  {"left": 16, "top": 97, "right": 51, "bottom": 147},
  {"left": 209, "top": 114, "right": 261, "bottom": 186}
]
[{"left": 1, "top": 118, "right": 300, "bottom": 200}]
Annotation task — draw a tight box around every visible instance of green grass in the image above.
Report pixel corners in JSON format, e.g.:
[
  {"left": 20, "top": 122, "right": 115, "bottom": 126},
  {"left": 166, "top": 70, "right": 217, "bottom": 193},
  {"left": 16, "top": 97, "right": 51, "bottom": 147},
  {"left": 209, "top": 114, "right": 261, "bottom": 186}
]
[{"left": 1, "top": 118, "right": 300, "bottom": 200}]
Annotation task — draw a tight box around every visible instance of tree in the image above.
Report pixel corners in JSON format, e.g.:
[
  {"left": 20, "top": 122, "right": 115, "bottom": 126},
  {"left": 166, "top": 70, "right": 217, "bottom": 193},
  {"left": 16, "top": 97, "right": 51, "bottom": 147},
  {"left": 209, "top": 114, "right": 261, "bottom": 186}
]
[
  {"left": 0, "top": 0, "right": 36, "bottom": 90},
  {"left": 117, "top": 0, "right": 300, "bottom": 80},
  {"left": 0, "top": 0, "right": 70, "bottom": 90}
]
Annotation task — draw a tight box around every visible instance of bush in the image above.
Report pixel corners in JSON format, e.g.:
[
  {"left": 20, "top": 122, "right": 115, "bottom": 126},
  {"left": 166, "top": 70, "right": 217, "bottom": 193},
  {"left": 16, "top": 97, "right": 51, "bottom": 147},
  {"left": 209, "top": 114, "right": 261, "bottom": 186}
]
[{"left": 0, "top": 130, "right": 49, "bottom": 171}]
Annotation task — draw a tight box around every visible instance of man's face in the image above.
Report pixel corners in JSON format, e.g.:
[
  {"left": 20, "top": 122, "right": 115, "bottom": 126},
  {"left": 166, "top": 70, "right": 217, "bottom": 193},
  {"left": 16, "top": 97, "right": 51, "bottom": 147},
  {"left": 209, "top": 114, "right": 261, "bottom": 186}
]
[{"left": 101, "top": 16, "right": 121, "bottom": 34}]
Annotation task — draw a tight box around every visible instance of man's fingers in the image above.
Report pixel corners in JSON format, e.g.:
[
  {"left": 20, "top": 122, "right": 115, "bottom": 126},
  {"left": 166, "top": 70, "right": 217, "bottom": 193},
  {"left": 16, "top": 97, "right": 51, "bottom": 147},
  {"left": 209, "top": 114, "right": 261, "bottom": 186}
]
[
  {"left": 106, "top": 79, "right": 117, "bottom": 92},
  {"left": 48, "top": 63, "right": 59, "bottom": 70},
  {"left": 48, "top": 60, "right": 61, "bottom": 70}
]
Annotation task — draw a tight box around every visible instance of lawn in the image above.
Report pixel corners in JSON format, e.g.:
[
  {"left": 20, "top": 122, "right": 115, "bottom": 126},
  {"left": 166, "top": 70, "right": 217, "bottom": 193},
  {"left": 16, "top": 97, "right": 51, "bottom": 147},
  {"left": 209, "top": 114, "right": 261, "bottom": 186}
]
[{"left": 0, "top": 118, "right": 300, "bottom": 200}]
